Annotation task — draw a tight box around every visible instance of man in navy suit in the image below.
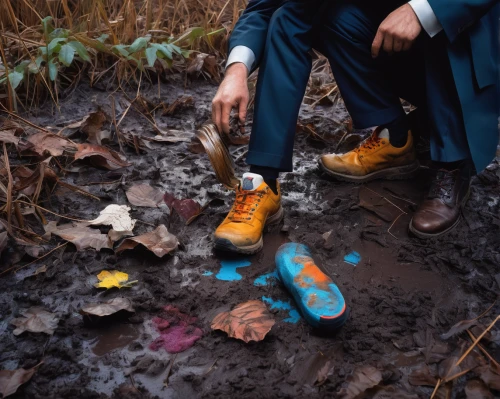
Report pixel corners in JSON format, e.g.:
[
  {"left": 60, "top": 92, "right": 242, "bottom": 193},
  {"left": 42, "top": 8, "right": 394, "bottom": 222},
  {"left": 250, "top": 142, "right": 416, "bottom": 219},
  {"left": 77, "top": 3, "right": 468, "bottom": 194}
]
[{"left": 212, "top": 0, "right": 499, "bottom": 253}]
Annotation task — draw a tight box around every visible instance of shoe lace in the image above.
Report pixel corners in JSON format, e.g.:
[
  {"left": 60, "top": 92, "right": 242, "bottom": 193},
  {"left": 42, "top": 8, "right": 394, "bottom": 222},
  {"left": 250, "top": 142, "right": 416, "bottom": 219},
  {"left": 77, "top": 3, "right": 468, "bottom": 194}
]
[
  {"left": 428, "top": 169, "right": 456, "bottom": 200},
  {"left": 354, "top": 134, "right": 383, "bottom": 154},
  {"left": 228, "top": 188, "right": 266, "bottom": 223}
]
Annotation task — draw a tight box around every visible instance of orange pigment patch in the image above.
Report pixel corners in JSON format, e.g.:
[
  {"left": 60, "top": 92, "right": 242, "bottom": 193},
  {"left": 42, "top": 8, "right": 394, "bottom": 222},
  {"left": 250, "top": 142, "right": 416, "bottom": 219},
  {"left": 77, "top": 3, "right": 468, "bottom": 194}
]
[
  {"left": 292, "top": 256, "right": 332, "bottom": 290},
  {"left": 307, "top": 294, "right": 317, "bottom": 307}
]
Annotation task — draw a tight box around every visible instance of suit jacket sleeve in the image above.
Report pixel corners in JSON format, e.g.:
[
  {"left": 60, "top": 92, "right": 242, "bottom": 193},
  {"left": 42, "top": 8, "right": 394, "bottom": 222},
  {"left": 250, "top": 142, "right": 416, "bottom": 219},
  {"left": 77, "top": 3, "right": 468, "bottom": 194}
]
[
  {"left": 228, "top": 0, "right": 284, "bottom": 70},
  {"left": 427, "top": 0, "right": 500, "bottom": 42}
]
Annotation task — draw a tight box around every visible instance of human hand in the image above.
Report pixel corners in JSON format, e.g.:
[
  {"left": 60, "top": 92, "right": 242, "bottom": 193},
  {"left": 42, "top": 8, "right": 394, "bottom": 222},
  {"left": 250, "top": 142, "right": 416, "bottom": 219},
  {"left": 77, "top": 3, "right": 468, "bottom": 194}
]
[
  {"left": 212, "top": 63, "right": 249, "bottom": 135},
  {"left": 371, "top": 4, "right": 422, "bottom": 58}
]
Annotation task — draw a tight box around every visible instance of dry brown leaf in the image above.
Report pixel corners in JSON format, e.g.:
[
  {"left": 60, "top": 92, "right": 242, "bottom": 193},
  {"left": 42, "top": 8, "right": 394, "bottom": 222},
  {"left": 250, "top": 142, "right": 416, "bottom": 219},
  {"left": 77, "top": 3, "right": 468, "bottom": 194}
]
[
  {"left": 465, "top": 379, "right": 493, "bottom": 399},
  {"left": 338, "top": 365, "right": 383, "bottom": 399},
  {"left": 44, "top": 221, "right": 112, "bottom": 251},
  {"left": 0, "top": 130, "right": 20, "bottom": 146},
  {"left": 63, "top": 111, "right": 109, "bottom": 144},
  {"left": 80, "top": 297, "right": 135, "bottom": 318},
  {"left": 89, "top": 204, "right": 136, "bottom": 232},
  {"left": 21, "top": 132, "right": 76, "bottom": 157},
  {"left": 126, "top": 184, "right": 164, "bottom": 207},
  {"left": 163, "top": 193, "right": 203, "bottom": 223},
  {"left": 10, "top": 307, "right": 59, "bottom": 335},
  {"left": 115, "top": 225, "right": 179, "bottom": 258},
  {"left": 211, "top": 300, "right": 275, "bottom": 343},
  {"left": 74, "top": 143, "right": 130, "bottom": 170},
  {"left": 408, "top": 364, "right": 438, "bottom": 387},
  {"left": 476, "top": 364, "right": 500, "bottom": 390},
  {"left": 0, "top": 365, "right": 39, "bottom": 398}
]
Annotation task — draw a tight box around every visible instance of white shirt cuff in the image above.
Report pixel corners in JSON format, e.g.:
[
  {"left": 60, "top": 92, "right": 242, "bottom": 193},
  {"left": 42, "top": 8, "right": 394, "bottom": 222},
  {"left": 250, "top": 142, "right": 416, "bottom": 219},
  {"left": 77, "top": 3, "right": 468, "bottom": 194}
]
[
  {"left": 226, "top": 45, "right": 255, "bottom": 74},
  {"left": 409, "top": 0, "right": 443, "bottom": 38}
]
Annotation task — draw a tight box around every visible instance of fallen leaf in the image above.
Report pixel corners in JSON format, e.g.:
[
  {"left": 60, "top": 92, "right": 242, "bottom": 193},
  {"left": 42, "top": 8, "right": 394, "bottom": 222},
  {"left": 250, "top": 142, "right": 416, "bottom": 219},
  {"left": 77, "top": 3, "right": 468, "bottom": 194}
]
[
  {"left": 21, "top": 132, "right": 76, "bottom": 157},
  {"left": 115, "top": 225, "right": 179, "bottom": 257},
  {"left": 476, "top": 364, "right": 500, "bottom": 390},
  {"left": 408, "top": 364, "right": 438, "bottom": 386},
  {"left": 291, "top": 347, "right": 341, "bottom": 386},
  {"left": 62, "top": 111, "right": 109, "bottom": 144},
  {"left": 44, "top": 221, "right": 112, "bottom": 251},
  {"left": 30, "top": 265, "right": 47, "bottom": 277},
  {"left": 126, "top": 184, "right": 164, "bottom": 207},
  {"left": 80, "top": 298, "right": 135, "bottom": 318},
  {"left": 89, "top": 204, "right": 136, "bottom": 232},
  {"left": 94, "top": 270, "right": 138, "bottom": 289},
  {"left": 10, "top": 307, "right": 59, "bottom": 335},
  {"left": 441, "top": 302, "right": 496, "bottom": 340},
  {"left": 74, "top": 143, "right": 130, "bottom": 170},
  {"left": 211, "top": 300, "right": 275, "bottom": 343},
  {"left": 164, "top": 193, "right": 203, "bottom": 223},
  {"left": 0, "top": 365, "right": 39, "bottom": 398},
  {"left": 338, "top": 365, "right": 383, "bottom": 399},
  {"left": 0, "top": 130, "right": 20, "bottom": 146},
  {"left": 465, "top": 379, "right": 493, "bottom": 399}
]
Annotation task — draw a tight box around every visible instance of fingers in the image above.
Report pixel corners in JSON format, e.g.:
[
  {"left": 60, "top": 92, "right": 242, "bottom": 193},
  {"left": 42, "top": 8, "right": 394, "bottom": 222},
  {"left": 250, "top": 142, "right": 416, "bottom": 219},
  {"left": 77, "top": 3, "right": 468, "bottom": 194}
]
[
  {"left": 221, "top": 102, "right": 233, "bottom": 135},
  {"left": 402, "top": 40, "right": 413, "bottom": 51},
  {"left": 237, "top": 96, "right": 248, "bottom": 134},
  {"left": 371, "top": 29, "right": 384, "bottom": 58},
  {"left": 393, "top": 39, "right": 403, "bottom": 53},
  {"left": 382, "top": 33, "right": 394, "bottom": 55}
]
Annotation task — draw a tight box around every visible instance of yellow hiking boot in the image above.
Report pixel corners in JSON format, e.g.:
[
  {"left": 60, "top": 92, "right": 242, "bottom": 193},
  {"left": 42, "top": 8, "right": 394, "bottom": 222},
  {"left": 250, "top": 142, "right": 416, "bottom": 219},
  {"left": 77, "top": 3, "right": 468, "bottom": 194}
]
[
  {"left": 318, "top": 127, "right": 419, "bottom": 183},
  {"left": 214, "top": 173, "right": 283, "bottom": 254}
]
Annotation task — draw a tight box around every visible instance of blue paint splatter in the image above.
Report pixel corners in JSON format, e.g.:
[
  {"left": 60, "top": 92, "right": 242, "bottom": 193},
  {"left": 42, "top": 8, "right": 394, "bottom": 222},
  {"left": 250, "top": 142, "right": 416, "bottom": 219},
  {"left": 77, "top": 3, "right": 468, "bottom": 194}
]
[
  {"left": 216, "top": 259, "right": 252, "bottom": 281},
  {"left": 262, "top": 296, "right": 301, "bottom": 324},
  {"left": 254, "top": 270, "right": 280, "bottom": 286},
  {"left": 344, "top": 251, "right": 361, "bottom": 266},
  {"left": 202, "top": 271, "right": 213, "bottom": 276}
]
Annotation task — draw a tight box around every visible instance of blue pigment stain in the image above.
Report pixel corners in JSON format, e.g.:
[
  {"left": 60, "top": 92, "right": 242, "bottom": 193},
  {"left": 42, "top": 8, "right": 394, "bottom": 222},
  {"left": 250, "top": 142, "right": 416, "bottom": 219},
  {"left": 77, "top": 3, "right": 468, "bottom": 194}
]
[
  {"left": 202, "top": 271, "right": 213, "bottom": 276},
  {"left": 344, "top": 251, "right": 361, "bottom": 266},
  {"left": 253, "top": 270, "right": 280, "bottom": 286},
  {"left": 216, "top": 259, "right": 252, "bottom": 281},
  {"left": 262, "top": 296, "right": 301, "bottom": 324}
]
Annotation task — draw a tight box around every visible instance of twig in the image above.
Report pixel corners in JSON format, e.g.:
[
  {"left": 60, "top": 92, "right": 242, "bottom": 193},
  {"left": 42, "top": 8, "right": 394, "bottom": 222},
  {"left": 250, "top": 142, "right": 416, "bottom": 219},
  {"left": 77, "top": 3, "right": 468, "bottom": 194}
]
[
  {"left": 0, "top": 242, "right": 67, "bottom": 277},
  {"left": 388, "top": 212, "right": 404, "bottom": 239},
  {"left": 466, "top": 330, "right": 500, "bottom": 368},
  {"left": 364, "top": 186, "right": 407, "bottom": 214},
  {"left": 3, "top": 143, "right": 13, "bottom": 234},
  {"left": 430, "top": 378, "right": 442, "bottom": 399},
  {"left": 163, "top": 354, "right": 177, "bottom": 387},
  {"left": 13, "top": 200, "right": 90, "bottom": 222},
  {"left": 0, "top": 104, "right": 50, "bottom": 132}
]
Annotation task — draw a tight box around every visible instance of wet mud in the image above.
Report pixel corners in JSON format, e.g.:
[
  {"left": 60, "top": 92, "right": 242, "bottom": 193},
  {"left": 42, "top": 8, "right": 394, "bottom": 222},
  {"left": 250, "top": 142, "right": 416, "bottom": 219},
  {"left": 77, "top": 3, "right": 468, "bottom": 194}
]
[{"left": 1, "top": 78, "right": 499, "bottom": 398}]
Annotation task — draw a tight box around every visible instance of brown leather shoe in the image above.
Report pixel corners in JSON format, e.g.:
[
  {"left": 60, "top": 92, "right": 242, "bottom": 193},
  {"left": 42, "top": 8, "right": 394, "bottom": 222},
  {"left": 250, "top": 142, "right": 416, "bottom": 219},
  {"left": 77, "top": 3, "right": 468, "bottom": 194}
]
[{"left": 409, "top": 165, "right": 471, "bottom": 238}]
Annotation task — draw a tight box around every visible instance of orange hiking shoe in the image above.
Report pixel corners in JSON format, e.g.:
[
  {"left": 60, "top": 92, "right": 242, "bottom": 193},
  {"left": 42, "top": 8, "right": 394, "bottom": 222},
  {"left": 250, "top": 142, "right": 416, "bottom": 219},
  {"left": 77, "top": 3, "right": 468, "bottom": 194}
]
[
  {"left": 318, "top": 127, "right": 419, "bottom": 183},
  {"left": 214, "top": 173, "right": 283, "bottom": 254}
]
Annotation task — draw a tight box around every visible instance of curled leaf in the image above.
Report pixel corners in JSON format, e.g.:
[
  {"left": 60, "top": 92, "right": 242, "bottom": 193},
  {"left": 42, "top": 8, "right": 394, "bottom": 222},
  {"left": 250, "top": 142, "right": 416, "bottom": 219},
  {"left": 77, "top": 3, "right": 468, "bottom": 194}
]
[
  {"left": 81, "top": 298, "right": 135, "bottom": 318},
  {"left": 0, "top": 365, "right": 39, "bottom": 398},
  {"left": 94, "top": 270, "right": 137, "bottom": 289},
  {"left": 115, "top": 225, "right": 179, "bottom": 258},
  {"left": 126, "top": 184, "right": 164, "bottom": 207},
  {"left": 211, "top": 300, "right": 275, "bottom": 343},
  {"left": 89, "top": 204, "right": 136, "bottom": 232},
  {"left": 74, "top": 143, "right": 130, "bottom": 170},
  {"left": 338, "top": 366, "right": 383, "bottom": 399},
  {"left": 10, "top": 307, "right": 59, "bottom": 335}
]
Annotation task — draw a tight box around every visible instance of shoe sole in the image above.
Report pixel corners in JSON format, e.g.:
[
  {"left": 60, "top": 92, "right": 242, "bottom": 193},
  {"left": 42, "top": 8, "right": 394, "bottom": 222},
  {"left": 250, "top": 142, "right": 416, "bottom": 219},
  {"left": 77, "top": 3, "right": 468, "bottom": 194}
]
[
  {"left": 318, "top": 159, "right": 420, "bottom": 183},
  {"left": 214, "top": 206, "right": 284, "bottom": 255},
  {"left": 276, "top": 243, "right": 348, "bottom": 330},
  {"left": 408, "top": 188, "right": 470, "bottom": 239}
]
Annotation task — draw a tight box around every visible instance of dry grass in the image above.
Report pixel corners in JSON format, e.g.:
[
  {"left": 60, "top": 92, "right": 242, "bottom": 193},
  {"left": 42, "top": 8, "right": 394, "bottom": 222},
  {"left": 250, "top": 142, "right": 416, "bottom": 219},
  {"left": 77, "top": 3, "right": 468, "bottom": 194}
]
[{"left": 0, "top": 0, "right": 246, "bottom": 109}]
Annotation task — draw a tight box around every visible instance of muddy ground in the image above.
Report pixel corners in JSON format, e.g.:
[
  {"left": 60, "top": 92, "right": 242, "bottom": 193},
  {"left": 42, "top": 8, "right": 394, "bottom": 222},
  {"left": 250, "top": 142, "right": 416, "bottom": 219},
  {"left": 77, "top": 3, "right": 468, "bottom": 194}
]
[{"left": 1, "top": 76, "right": 499, "bottom": 399}]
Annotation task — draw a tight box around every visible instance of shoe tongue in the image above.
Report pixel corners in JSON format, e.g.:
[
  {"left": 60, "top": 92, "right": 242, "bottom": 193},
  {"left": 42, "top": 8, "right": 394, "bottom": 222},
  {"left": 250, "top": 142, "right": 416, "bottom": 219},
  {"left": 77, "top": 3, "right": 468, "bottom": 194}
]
[
  {"left": 377, "top": 128, "right": 390, "bottom": 139},
  {"left": 241, "top": 173, "right": 264, "bottom": 191}
]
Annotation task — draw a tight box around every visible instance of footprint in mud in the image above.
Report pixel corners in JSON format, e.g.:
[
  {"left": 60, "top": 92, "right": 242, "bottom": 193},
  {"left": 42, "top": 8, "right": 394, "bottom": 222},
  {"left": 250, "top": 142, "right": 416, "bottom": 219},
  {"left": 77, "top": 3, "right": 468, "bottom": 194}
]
[{"left": 215, "top": 259, "right": 252, "bottom": 281}]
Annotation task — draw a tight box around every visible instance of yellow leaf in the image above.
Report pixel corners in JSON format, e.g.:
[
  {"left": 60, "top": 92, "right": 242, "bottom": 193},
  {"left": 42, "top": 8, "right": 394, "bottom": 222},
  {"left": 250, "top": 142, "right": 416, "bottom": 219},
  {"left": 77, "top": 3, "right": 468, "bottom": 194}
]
[{"left": 94, "top": 270, "right": 137, "bottom": 289}]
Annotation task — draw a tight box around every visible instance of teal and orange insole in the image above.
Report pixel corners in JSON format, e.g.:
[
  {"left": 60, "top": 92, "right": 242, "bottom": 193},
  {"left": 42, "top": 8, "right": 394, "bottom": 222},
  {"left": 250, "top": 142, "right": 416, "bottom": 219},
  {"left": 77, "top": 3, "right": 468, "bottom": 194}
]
[{"left": 275, "top": 243, "right": 347, "bottom": 329}]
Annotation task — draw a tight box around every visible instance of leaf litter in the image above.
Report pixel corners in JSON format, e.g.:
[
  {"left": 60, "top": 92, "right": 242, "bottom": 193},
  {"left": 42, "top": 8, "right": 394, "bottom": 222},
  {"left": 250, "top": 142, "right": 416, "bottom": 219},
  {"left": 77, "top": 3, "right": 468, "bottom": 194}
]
[
  {"left": 0, "top": 363, "right": 41, "bottom": 398},
  {"left": 115, "top": 225, "right": 179, "bottom": 257},
  {"left": 81, "top": 298, "right": 135, "bottom": 318},
  {"left": 126, "top": 184, "right": 164, "bottom": 207}
]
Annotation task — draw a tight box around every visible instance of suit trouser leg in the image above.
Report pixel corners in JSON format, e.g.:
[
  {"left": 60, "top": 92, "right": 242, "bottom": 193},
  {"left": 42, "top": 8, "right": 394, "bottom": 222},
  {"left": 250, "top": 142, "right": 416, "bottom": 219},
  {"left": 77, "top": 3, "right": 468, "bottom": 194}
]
[
  {"left": 317, "top": 0, "right": 470, "bottom": 162},
  {"left": 246, "top": 1, "right": 322, "bottom": 172}
]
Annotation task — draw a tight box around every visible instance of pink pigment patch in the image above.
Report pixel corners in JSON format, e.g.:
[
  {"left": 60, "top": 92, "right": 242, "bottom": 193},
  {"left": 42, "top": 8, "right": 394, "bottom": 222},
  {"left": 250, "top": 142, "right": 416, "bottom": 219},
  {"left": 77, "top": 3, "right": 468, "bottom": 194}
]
[{"left": 149, "top": 306, "right": 203, "bottom": 354}]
